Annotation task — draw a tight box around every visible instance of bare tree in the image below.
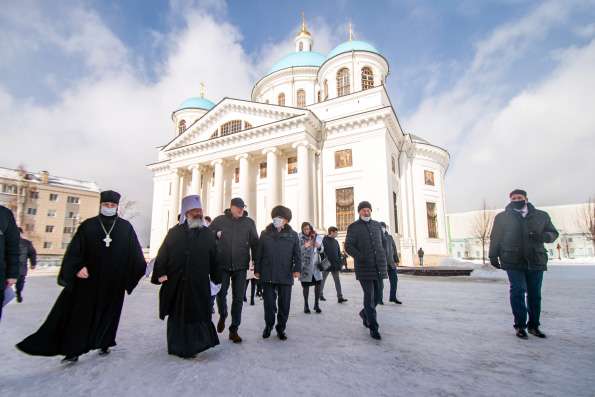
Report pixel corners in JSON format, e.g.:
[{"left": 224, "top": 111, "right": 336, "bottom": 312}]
[
  {"left": 118, "top": 199, "right": 140, "bottom": 221},
  {"left": 472, "top": 199, "right": 495, "bottom": 264},
  {"left": 578, "top": 197, "right": 595, "bottom": 253}
]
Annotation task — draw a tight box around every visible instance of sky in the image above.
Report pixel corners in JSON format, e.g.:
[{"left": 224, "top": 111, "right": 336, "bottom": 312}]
[{"left": 1, "top": 0, "right": 594, "bottom": 245}]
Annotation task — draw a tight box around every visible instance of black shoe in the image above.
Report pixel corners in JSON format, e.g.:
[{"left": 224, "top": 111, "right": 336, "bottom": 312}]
[
  {"left": 390, "top": 299, "right": 402, "bottom": 304},
  {"left": 217, "top": 316, "right": 226, "bottom": 333},
  {"left": 378, "top": 301, "right": 384, "bottom": 305},
  {"left": 370, "top": 330, "right": 382, "bottom": 340},
  {"left": 229, "top": 329, "right": 242, "bottom": 343},
  {"left": 528, "top": 328, "right": 547, "bottom": 338},
  {"left": 250, "top": 300, "right": 255, "bottom": 306},
  {"left": 61, "top": 356, "right": 79, "bottom": 363},
  {"left": 98, "top": 348, "right": 110, "bottom": 356},
  {"left": 16, "top": 294, "right": 23, "bottom": 303},
  {"left": 516, "top": 328, "right": 528, "bottom": 339},
  {"left": 262, "top": 326, "right": 272, "bottom": 339},
  {"left": 359, "top": 310, "right": 369, "bottom": 328},
  {"left": 320, "top": 296, "right": 327, "bottom": 301},
  {"left": 338, "top": 297, "right": 348, "bottom": 303},
  {"left": 243, "top": 297, "right": 247, "bottom": 302},
  {"left": 314, "top": 306, "right": 322, "bottom": 314},
  {"left": 304, "top": 306, "right": 311, "bottom": 314},
  {"left": 277, "top": 330, "right": 288, "bottom": 341}
]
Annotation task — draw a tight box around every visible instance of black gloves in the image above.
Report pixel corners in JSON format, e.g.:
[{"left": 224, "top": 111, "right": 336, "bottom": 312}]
[
  {"left": 490, "top": 258, "right": 501, "bottom": 269},
  {"left": 528, "top": 231, "right": 542, "bottom": 242}
]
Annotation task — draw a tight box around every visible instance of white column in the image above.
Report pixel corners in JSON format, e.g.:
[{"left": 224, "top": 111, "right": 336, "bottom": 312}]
[
  {"left": 211, "top": 159, "right": 224, "bottom": 217},
  {"left": 170, "top": 168, "right": 181, "bottom": 226},
  {"left": 200, "top": 165, "right": 210, "bottom": 211},
  {"left": 190, "top": 164, "right": 200, "bottom": 195},
  {"left": 295, "top": 142, "right": 313, "bottom": 224},
  {"left": 263, "top": 148, "right": 281, "bottom": 211},
  {"left": 237, "top": 153, "right": 251, "bottom": 208}
]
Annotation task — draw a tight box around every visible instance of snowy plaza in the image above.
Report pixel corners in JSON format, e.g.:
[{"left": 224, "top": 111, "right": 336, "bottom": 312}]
[{"left": 1, "top": 264, "right": 594, "bottom": 397}]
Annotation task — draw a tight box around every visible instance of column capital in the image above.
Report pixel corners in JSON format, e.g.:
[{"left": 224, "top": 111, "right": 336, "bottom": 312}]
[
  {"left": 235, "top": 153, "right": 251, "bottom": 161},
  {"left": 292, "top": 140, "right": 316, "bottom": 151},
  {"left": 262, "top": 147, "right": 280, "bottom": 156},
  {"left": 170, "top": 167, "right": 182, "bottom": 176},
  {"left": 188, "top": 164, "right": 201, "bottom": 172},
  {"left": 211, "top": 158, "right": 224, "bottom": 167}
]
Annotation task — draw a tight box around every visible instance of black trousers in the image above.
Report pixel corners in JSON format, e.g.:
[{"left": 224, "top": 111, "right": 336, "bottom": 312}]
[
  {"left": 16, "top": 275, "right": 26, "bottom": 296},
  {"left": 216, "top": 269, "right": 247, "bottom": 331},
  {"left": 375, "top": 278, "right": 384, "bottom": 304},
  {"left": 244, "top": 279, "right": 260, "bottom": 302},
  {"left": 387, "top": 267, "right": 398, "bottom": 301},
  {"left": 359, "top": 279, "right": 380, "bottom": 332},
  {"left": 262, "top": 283, "right": 292, "bottom": 332}
]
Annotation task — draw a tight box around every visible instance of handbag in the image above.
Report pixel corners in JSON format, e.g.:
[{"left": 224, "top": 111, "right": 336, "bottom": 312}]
[{"left": 317, "top": 252, "right": 331, "bottom": 271}]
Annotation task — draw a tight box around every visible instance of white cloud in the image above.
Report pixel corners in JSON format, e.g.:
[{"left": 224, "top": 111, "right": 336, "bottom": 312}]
[{"left": 406, "top": 1, "right": 595, "bottom": 211}]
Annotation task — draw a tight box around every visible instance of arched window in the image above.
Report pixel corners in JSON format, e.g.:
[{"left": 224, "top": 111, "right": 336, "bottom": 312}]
[
  {"left": 244, "top": 121, "right": 252, "bottom": 129},
  {"left": 323, "top": 79, "right": 328, "bottom": 99},
  {"left": 210, "top": 130, "right": 219, "bottom": 139},
  {"left": 336, "top": 68, "right": 350, "bottom": 97},
  {"left": 296, "top": 89, "right": 306, "bottom": 108},
  {"left": 299, "top": 42, "right": 303, "bottom": 51},
  {"left": 178, "top": 119, "right": 186, "bottom": 134},
  {"left": 220, "top": 120, "right": 243, "bottom": 136},
  {"left": 317, "top": 91, "right": 321, "bottom": 103},
  {"left": 361, "top": 67, "right": 374, "bottom": 90},
  {"left": 278, "top": 93, "right": 285, "bottom": 106}
]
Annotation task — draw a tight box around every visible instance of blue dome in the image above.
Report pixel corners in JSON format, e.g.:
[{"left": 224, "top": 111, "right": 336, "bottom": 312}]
[
  {"left": 178, "top": 97, "right": 215, "bottom": 111},
  {"left": 327, "top": 40, "right": 380, "bottom": 59},
  {"left": 268, "top": 51, "right": 326, "bottom": 74}
]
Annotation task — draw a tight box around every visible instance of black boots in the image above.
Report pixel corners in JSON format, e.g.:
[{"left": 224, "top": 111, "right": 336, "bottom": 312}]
[
  {"left": 319, "top": 295, "right": 327, "bottom": 301},
  {"left": 99, "top": 347, "right": 110, "bottom": 356},
  {"left": 304, "top": 304, "right": 311, "bottom": 314},
  {"left": 61, "top": 356, "right": 79, "bottom": 363},
  {"left": 370, "top": 329, "right": 382, "bottom": 340},
  {"left": 389, "top": 298, "right": 402, "bottom": 304},
  {"left": 276, "top": 326, "right": 287, "bottom": 341},
  {"left": 528, "top": 328, "right": 547, "bottom": 338},
  {"left": 262, "top": 326, "right": 272, "bottom": 339},
  {"left": 229, "top": 329, "right": 242, "bottom": 343},
  {"left": 314, "top": 305, "right": 322, "bottom": 314},
  {"left": 515, "top": 328, "right": 529, "bottom": 339},
  {"left": 217, "top": 316, "right": 226, "bottom": 333},
  {"left": 359, "top": 310, "right": 369, "bottom": 328},
  {"left": 338, "top": 297, "right": 348, "bottom": 303}
]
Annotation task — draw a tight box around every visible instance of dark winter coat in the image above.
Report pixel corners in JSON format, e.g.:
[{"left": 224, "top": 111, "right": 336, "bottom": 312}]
[
  {"left": 383, "top": 232, "right": 399, "bottom": 270},
  {"left": 209, "top": 209, "right": 259, "bottom": 272},
  {"left": 417, "top": 248, "right": 424, "bottom": 258},
  {"left": 345, "top": 219, "right": 388, "bottom": 281},
  {"left": 254, "top": 224, "right": 301, "bottom": 285},
  {"left": 489, "top": 202, "right": 559, "bottom": 271},
  {"left": 0, "top": 205, "right": 20, "bottom": 288},
  {"left": 322, "top": 236, "right": 342, "bottom": 272},
  {"left": 18, "top": 238, "right": 37, "bottom": 276}
]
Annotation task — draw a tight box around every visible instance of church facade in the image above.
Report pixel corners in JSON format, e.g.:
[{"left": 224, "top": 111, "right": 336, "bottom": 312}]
[{"left": 148, "top": 20, "right": 450, "bottom": 266}]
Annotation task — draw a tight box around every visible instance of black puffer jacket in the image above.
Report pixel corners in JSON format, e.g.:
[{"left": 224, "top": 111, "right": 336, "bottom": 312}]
[
  {"left": 0, "top": 206, "right": 20, "bottom": 288},
  {"left": 19, "top": 238, "right": 37, "bottom": 276},
  {"left": 383, "top": 232, "right": 399, "bottom": 270},
  {"left": 254, "top": 224, "right": 301, "bottom": 285},
  {"left": 322, "top": 236, "right": 342, "bottom": 272},
  {"left": 345, "top": 219, "right": 388, "bottom": 281},
  {"left": 489, "top": 202, "right": 559, "bottom": 271},
  {"left": 209, "top": 209, "right": 259, "bottom": 272}
]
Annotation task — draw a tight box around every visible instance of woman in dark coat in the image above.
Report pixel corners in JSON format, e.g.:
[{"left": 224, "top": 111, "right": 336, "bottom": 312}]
[
  {"left": 151, "top": 195, "right": 221, "bottom": 358},
  {"left": 254, "top": 206, "right": 301, "bottom": 340},
  {"left": 298, "top": 222, "right": 324, "bottom": 313}
]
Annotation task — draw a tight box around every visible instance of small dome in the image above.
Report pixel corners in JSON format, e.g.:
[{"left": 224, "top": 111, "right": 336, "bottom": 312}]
[
  {"left": 327, "top": 40, "right": 380, "bottom": 59},
  {"left": 177, "top": 97, "right": 215, "bottom": 111},
  {"left": 268, "top": 51, "right": 326, "bottom": 74}
]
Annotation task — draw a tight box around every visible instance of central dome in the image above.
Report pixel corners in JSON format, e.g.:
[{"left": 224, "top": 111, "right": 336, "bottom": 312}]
[
  {"left": 327, "top": 40, "right": 379, "bottom": 59},
  {"left": 268, "top": 51, "right": 326, "bottom": 74},
  {"left": 178, "top": 97, "right": 215, "bottom": 111}
]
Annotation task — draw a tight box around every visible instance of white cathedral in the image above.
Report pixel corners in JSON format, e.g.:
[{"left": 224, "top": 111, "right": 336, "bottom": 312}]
[{"left": 148, "top": 18, "right": 450, "bottom": 266}]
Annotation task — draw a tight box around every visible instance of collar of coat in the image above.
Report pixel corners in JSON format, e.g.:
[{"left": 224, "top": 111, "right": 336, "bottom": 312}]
[
  {"left": 505, "top": 201, "right": 536, "bottom": 215},
  {"left": 265, "top": 223, "right": 294, "bottom": 235}
]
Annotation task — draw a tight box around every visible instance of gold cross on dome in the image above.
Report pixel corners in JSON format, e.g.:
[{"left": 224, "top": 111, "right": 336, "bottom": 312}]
[
  {"left": 348, "top": 22, "right": 354, "bottom": 41},
  {"left": 200, "top": 82, "right": 205, "bottom": 98}
]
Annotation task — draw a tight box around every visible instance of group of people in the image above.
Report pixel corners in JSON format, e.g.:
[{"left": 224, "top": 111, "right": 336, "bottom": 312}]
[{"left": 0, "top": 186, "right": 558, "bottom": 362}]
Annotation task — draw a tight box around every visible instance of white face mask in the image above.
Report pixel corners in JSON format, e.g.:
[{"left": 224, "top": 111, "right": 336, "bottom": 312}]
[
  {"left": 361, "top": 216, "right": 371, "bottom": 222},
  {"left": 187, "top": 217, "right": 204, "bottom": 229},
  {"left": 272, "top": 217, "right": 285, "bottom": 229},
  {"left": 100, "top": 206, "right": 117, "bottom": 217}
]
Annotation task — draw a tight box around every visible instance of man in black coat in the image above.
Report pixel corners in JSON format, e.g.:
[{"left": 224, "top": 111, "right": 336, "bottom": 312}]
[
  {"left": 489, "top": 189, "right": 559, "bottom": 339},
  {"left": 345, "top": 201, "right": 388, "bottom": 340},
  {"left": 17, "top": 190, "right": 146, "bottom": 362},
  {"left": 16, "top": 227, "right": 37, "bottom": 303},
  {"left": 209, "top": 197, "right": 259, "bottom": 343},
  {"left": 320, "top": 227, "right": 348, "bottom": 303},
  {"left": 254, "top": 205, "right": 301, "bottom": 340},
  {"left": 380, "top": 222, "right": 401, "bottom": 304},
  {"left": 417, "top": 247, "right": 424, "bottom": 266},
  {"left": 1, "top": 205, "right": 20, "bottom": 320}
]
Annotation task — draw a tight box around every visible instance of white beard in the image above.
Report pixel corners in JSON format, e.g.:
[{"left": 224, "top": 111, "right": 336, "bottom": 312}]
[{"left": 187, "top": 217, "right": 204, "bottom": 229}]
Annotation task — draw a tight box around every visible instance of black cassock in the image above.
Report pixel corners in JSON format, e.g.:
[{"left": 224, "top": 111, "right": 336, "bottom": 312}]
[
  {"left": 17, "top": 215, "right": 146, "bottom": 357},
  {"left": 151, "top": 223, "right": 221, "bottom": 358}
]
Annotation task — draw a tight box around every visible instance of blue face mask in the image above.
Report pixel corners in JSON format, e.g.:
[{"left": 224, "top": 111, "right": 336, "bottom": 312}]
[
  {"left": 100, "top": 206, "right": 117, "bottom": 217},
  {"left": 511, "top": 200, "right": 526, "bottom": 210}
]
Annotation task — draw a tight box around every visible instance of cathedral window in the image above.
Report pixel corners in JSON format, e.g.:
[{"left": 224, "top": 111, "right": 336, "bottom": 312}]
[
  {"left": 317, "top": 91, "right": 321, "bottom": 103},
  {"left": 178, "top": 119, "right": 186, "bottom": 134},
  {"left": 323, "top": 79, "right": 328, "bottom": 99},
  {"left": 210, "top": 130, "right": 219, "bottom": 139},
  {"left": 299, "top": 42, "right": 304, "bottom": 51},
  {"left": 287, "top": 157, "right": 297, "bottom": 174},
  {"left": 244, "top": 121, "right": 253, "bottom": 129},
  {"left": 259, "top": 162, "right": 267, "bottom": 178},
  {"left": 234, "top": 168, "right": 240, "bottom": 183},
  {"left": 296, "top": 89, "right": 306, "bottom": 108},
  {"left": 220, "top": 120, "right": 242, "bottom": 136},
  {"left": 334, "top": 149, "right": 352, "bottom": 168},
  {"left": 424, "top": 170, "right": 435, "bottom": 186},
  {"left": 336, "top": 187, "right": 354, "bottom": 231},
  {"left": 278, "top": 93, "right": 285, "bottom": 106},
  {"left": 426, "top": 202, "right": 439, "bottom": 238},
  {"left": 391, "top": 155, "right": 396, "bottom": 173},
  {"left": 393, "top": 192, "right": 399, "bottom": 234},
  {"left": 361, "top": 67, "right": 374, "bottom": 90},
  {"left": 337, "top": 68, "right": 350, "bottom": 97}
]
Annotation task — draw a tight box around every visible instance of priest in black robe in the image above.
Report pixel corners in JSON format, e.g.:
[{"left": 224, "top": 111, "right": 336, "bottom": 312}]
[
  {"left": 151, "top": 194, "right": 221, "bottom": 358},
  {"left": 16, "top": 190, "right": 146, "bottom": 362}
]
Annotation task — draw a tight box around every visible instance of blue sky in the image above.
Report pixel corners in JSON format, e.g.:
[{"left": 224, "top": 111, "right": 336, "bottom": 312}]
[{"left": 1, "top": 0, "right": 595, "bottom": 243}]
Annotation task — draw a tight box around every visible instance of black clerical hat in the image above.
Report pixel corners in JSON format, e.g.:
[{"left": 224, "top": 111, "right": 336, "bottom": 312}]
[{"left": 100, "top": 190, "right": 121, "bottom": 204}]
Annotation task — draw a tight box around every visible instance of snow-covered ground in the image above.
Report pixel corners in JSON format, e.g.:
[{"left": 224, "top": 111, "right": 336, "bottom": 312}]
[{"left": 1, "top": 266, "right": 594, "bottom": 397}]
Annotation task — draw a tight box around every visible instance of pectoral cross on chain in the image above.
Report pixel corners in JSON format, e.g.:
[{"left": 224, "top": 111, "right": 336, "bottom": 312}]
[{"left": 103, "top": 235, "right": 112, "bottom": 247}]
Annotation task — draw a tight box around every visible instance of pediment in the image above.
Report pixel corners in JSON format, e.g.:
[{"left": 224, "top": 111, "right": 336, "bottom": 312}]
[{"left": 163, "top": 98, "right": 307, "bottom": 151}]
